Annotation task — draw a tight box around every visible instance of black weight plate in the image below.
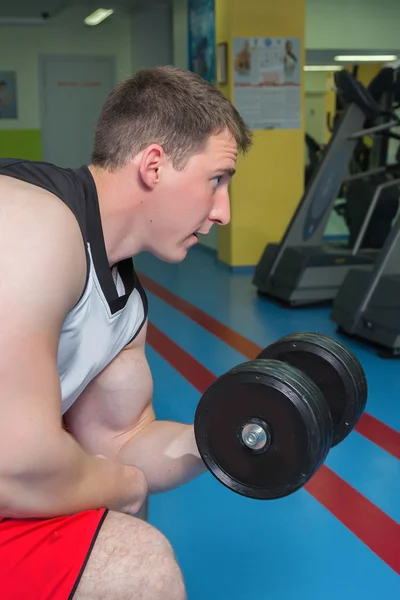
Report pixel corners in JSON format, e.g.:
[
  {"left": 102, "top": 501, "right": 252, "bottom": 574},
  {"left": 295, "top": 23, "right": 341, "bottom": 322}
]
[
  {"left": 258, "top": 333, "right": 367, "bottom": 447},
  {"left": 194, "top": 359, "right": 332, "bottom": 500}
]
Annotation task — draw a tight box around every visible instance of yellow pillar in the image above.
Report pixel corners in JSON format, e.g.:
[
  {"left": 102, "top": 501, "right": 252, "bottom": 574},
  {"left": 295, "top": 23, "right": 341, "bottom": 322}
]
[{"left": 215, "top": 0, "right": 306, "bottom": 267}]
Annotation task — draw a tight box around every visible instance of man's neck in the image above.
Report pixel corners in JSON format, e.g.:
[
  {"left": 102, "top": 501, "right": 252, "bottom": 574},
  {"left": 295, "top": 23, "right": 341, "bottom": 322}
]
[{"left": 88, "top": 164, "right": 145, "bottom": 266}]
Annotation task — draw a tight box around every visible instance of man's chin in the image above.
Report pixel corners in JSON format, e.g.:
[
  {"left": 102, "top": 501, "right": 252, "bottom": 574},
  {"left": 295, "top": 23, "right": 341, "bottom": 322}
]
[
  {"left": 151, "top": 236, "right": 198, "bottom": 263},
  {"left": 153, "top": 246, "right": 189, "bottom": 264}
]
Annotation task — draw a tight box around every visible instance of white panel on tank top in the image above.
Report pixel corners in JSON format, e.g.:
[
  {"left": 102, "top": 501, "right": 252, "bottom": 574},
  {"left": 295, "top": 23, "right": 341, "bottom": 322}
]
[{"left": 57, "top": 244, "right": 145, "bottom": 414}]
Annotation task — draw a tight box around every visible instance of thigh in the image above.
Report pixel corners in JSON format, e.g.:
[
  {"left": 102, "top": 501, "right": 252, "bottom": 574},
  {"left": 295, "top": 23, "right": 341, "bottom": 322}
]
[
  {"left": 0, "top": 509, "right": 108, "bottom": 600},
  {"left": 73, "top": 511, "right": 186, "bottom": 600}
]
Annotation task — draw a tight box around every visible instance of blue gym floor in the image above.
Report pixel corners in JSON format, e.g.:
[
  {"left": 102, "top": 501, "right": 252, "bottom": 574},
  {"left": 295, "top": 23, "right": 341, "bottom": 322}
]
[{"left": 134, "top": 245, "right": 400, "bottom": 600}]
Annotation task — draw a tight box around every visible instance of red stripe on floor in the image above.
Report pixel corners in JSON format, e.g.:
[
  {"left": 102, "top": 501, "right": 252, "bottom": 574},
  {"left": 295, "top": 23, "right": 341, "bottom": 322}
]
[
  {"left": 139, "top": 272, "right": 400, "bottom": 461},
  {"left": 307, "top": 466, "right": 400, "bottom": 575},
  {"left": 355, "top": 413, "right": 400, "bottom": 461},
  {"left": 140, "top": 273, "right": 260, "bottom": 357},
  {"left": 147, "top": 321, "right": 215, "bottom": 392},
  {"left": 147, "top": 321, "right": 400, "bottom": 575}
]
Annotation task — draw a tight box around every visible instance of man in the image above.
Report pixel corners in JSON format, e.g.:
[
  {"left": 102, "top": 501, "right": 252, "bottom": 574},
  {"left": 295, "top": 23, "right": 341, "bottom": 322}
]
[{"left": 0, "top": 65, "right": 252, "bottom": 599}]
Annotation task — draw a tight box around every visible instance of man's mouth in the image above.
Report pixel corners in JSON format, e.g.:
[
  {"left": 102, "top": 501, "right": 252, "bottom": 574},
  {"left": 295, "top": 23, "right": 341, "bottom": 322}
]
[{"left": 194, "top": 229, "right": 211, "bottom": 237}]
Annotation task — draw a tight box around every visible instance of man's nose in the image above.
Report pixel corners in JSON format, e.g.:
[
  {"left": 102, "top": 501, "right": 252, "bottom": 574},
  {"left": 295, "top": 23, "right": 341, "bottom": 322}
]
[{"left": 210, "top": 190, "right": 231, "bottom": 226}]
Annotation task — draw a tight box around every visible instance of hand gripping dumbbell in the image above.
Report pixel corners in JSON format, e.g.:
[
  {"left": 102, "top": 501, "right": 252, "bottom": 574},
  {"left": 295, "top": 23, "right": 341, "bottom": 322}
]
[{"left": 194, "top": 332, "right": 367, "bottom": 500}]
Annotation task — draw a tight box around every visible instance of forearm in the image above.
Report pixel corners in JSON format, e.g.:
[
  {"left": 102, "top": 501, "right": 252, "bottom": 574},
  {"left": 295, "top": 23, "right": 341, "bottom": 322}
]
[
  {"left": 116, "top": 421, "right": 207, "bottom": 494},
  {"left": 0, "top": 431, "right": 140, "bottom": 519}
]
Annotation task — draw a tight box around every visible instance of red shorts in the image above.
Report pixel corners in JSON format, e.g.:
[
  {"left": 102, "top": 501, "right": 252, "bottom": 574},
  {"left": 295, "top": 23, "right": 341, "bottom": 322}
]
[{"left": 0, "top": 508, "right": 108, "bottom": 599}]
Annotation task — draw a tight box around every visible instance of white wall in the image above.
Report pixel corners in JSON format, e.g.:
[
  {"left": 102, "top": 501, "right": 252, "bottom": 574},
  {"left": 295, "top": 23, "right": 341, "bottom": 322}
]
[
  {"left": 173, "top": 0, "right": 188, "bottom": 69},
  {"left": 305, "top": 71, "right": 332, "bottom": 93},
  {"left": 0, "top": 6, "right": 132, "bottom": 131},
  {"left": 305, "top": 94, "right": 326, "bottom": 145},
  {"left": 306, "top": 0, "right": 400, "bottom": 50},
  {"left": 304, "top": 71, "right": 330, "bottom": 144},
  {"left": 131, "top": 1, "right": 173, "bottom": 72}
]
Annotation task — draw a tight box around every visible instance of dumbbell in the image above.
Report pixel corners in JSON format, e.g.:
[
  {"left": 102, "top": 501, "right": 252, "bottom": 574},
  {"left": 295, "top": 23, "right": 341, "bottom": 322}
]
[{"left": 194, "top": 332, "right": 367, "bottom": 500}]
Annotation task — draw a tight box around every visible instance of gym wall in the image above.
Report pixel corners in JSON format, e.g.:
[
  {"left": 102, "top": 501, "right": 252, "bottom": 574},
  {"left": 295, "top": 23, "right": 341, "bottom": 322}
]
[
  {"left": 173, "top": 0, "right": 189, "bottom": 70},
  {"left": 0, "top": 6, "right": 132, "bottom": 161},
  {"left": 215, "top": 0, "right": 307, "bottom": 268},
  {"left": 175, "top": 0, "right": 400, "bottom": 262},
  {"left": 305, "top": 72, "right": 334, "bottom": 146},
  {"left": 131, "top": 3, "right": 173, "bottom": 72},
  {"left": 1, "top": 0, "right": 399, "bottom": 259},
  {"left": 306, "top": 0, "right": 400, "bottom": 50}
]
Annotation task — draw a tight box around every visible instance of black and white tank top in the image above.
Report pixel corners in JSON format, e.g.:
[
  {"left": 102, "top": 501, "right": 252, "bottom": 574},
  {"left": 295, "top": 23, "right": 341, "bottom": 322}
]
[{"left": 0, "top": 159, "right": 148, "bottom": 414}]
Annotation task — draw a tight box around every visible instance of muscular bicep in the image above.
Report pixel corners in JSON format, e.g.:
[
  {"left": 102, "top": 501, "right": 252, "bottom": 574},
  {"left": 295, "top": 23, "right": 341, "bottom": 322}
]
[
  {"left": 0, "top": 179, "right": 86, "bottom": 470},
  {"left": 64, "top": 319, "right": 155, "bottom": 455}
]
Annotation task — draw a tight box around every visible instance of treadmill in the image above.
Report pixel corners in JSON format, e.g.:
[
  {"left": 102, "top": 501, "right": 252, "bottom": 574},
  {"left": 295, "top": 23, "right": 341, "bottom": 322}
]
[
  {"left": 331, "top": 205, "right": 400, "bottom": 357},
  {"left": 252, "top": 70, "right": 400, "bottom": 306},
  {"left": 331, "top": 67, "right": 400, "bottom": 357}
]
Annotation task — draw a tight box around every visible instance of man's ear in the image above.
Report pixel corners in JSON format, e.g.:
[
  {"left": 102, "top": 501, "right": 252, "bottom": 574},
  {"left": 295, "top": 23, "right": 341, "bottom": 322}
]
[{"left": 139, "top": 144, "right": 165, "bottom": 190}]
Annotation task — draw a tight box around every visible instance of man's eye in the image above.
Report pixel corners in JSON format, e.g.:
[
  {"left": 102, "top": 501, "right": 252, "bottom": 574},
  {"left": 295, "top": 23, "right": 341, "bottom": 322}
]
[{"left": 212, "top": 176, "right": 222, "bottom": 185}]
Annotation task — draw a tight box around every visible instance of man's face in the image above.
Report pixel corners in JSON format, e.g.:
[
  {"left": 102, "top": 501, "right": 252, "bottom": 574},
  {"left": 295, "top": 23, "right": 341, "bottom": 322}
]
[{"left": 143, "top": 129, "right": 238, "bottom": 263}]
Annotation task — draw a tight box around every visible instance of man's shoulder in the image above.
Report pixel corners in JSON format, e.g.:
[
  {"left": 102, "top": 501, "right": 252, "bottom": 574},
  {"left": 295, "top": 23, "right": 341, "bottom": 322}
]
[
  {"left": 0, "top": 167, "right": 85, "bottom": 245},
  {"left": 0, "top": 158, "right": 84, "bottom": 200},
  {"left": 0, "top": 159, "right": 93, "bottom": 241},
  {"left": 0, "top": 174, "right": 89, "bottom": 317},
  {"left": 0, "top": 160, "right": 88, "bottom": 271}
]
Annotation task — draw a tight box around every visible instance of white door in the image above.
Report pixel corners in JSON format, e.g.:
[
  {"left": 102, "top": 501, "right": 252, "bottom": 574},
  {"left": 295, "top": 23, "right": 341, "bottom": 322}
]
[{"left": 40, "top": 56, "right": 115, "bottom": 168}]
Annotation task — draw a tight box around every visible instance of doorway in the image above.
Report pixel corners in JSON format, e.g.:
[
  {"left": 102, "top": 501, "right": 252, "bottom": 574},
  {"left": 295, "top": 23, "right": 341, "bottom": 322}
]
[{"left": 39, "top": 55, "right": 115, "bottom": 168}]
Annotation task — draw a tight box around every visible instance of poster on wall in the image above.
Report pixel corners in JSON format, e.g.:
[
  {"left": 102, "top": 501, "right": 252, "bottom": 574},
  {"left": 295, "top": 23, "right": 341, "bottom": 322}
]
[
  {"left": 0, "top": 71, "right": 17, "bottom": 119},
  {"left": 188, "top": 0, "right": 216, "bottom": 84},
  {"left": 233, "top": 37, "right": 301, "bottom": 130}
]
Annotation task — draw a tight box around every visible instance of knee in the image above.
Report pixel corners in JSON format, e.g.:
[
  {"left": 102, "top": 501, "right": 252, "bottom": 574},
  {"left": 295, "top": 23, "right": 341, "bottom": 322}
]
[
  {"left": 141, "top": 522, "right": 186, "bottom": 600},
  {"left": 108, "top": 512, "right": 186, "bottom": 600}
]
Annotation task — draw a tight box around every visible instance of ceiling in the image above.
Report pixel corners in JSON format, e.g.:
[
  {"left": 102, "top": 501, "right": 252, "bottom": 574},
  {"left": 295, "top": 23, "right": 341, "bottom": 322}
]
[
  {"left": 0, "top": 0, "right": 156, "bottom": 19},
  {"left": 3, "top": 0, "right": 399, "bottom": 18}
]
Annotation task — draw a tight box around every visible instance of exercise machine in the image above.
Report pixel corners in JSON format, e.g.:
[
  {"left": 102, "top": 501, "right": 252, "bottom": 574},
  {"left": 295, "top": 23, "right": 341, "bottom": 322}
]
[
  {"left": 330, "top": 65, "right": 400, "bottom": 357},
  {"left": 335, "top": 165, "right": 400, "bottom": 249},
  {"left": 368, "top": 62, "right": 400, "bottom": 168},
  {"left": 253, "top": 69, "right": 400, "bottom": 306},
  {"left": 305, "top": 133, "right": 322, "bottom": 188},
  {"left": 331, "top": 200, "right": 400, "bottom": 357},
  {"left": 334, "top": 65, "right": 400, "bottom": 250}
]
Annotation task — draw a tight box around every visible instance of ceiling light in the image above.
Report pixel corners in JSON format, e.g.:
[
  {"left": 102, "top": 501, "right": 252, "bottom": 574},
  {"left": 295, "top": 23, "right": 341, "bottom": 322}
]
[
  {"left": 304, "top": 65, "right": 343, "bottom": 72},
  {"left": 84, "top": 8, "right": 114, "bottom": 26},
  {"left": 334, "top": 54, "right": 398, "bottom": 63}
]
